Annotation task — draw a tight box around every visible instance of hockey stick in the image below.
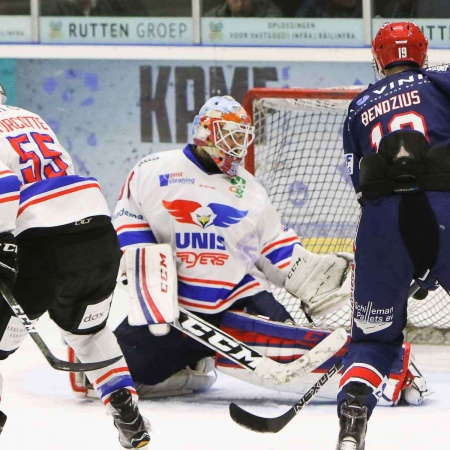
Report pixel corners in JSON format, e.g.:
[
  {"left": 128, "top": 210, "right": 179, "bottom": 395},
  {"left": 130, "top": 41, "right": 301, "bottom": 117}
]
[
  {"left": 229, "top": 281, "right": 423, "bottom": 433},
  {"left": 0, "top": 281, "right": 122, "bottom": 372},
  {"left": 230, "top": 360, "right": 343, "bottom": 433},
  {"left": 174, "top": 306, "right": 347, "bottom": 385}
]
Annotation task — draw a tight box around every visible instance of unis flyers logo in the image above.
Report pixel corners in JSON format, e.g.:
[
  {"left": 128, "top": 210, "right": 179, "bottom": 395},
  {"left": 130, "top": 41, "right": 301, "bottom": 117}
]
[
  {"left": 163, "top": 199, "right": 248, "bottom": 229},
  {"left": 163, "top": 199, "right": 248, "bottom": 269}
]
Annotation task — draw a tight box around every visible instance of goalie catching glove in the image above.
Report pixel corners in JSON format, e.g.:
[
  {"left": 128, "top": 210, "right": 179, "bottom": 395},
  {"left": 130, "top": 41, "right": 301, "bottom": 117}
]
[
  {"left": 123, "top": 243, "right": 178, "bottom": 336},
  {"left": 284, "top": 245, "right": 353, "bottom": 317}
]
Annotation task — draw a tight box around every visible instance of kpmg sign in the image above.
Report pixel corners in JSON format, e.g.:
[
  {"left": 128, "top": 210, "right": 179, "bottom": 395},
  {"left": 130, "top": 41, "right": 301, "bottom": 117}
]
[
  {"left": 139, "top": 65, "right": 280, "bottom": 143},
  {"left": 16, "top": 59, "right": 373, "bottom": 207}
]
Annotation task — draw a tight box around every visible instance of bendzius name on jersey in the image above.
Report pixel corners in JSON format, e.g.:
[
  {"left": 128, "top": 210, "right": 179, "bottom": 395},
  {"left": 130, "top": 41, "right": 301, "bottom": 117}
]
[
  {"left": 176, "top": 232, "right": 226, "bottom": 250},
  {"left": 361, "top": 90, "right": 421, "bottom": 126},
  {"left": 179, "top": 315, "right": 262, "bottom": 370}
]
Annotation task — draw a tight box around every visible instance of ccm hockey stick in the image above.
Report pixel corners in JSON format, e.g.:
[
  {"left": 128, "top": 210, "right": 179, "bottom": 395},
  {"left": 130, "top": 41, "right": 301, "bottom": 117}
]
[
  {"left": 229, "top": 281, "right": 423, "bottom": 433},
  {"left": 174, "top": 306, "right": 347, "bottom": 385},
  {"left": 0, "top": 281, "right": 122, "bottom": 372}
]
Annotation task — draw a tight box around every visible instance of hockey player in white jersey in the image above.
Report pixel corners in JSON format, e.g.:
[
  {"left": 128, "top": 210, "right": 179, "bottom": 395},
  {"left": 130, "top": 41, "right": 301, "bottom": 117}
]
[{"left": 0, "top": 84, "right": 150, "bottom": 448}]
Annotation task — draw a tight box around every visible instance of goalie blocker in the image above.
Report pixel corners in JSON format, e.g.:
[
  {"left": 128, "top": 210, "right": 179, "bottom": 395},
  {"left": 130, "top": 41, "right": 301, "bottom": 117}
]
[{"left": 123, "top": 243, "right": 178, "bottom": 336}]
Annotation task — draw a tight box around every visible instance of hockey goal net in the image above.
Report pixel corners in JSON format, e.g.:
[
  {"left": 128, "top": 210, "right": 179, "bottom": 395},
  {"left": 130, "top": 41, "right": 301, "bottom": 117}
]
[{"left": 243, "top": 87, "right": 450, "bottom": 344}]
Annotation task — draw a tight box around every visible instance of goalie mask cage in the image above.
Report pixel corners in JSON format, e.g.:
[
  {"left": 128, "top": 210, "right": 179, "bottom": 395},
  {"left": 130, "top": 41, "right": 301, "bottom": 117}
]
[{"left": 243, "top": 87, "right": 450, "bottom": 344}]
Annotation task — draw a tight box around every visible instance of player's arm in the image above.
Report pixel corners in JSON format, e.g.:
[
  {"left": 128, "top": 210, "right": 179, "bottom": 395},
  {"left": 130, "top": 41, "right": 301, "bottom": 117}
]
[
  {"left": 113, "top": 166, "right": 157, "bottom": 250},
  {"left": 343, "top": 108, "right": 362, "bottom": 197}
]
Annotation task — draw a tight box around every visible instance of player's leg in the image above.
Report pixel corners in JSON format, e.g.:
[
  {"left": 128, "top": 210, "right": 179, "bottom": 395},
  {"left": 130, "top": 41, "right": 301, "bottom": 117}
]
[
  {"left": 46, "top": 218, "right": 149, "bottom": 448},
  {"left": 0, "top": 233, "right": 58, "bottom": 435},
  {"left": 114, "top": 317, "right": 217, "bottom": 398},
  {"left": 337, "top": 196, "right": 416, "bottom": 449}
]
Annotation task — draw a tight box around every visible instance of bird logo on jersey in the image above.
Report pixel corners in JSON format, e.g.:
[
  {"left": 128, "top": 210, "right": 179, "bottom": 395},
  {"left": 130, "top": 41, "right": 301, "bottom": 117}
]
[{"left": 163, "top": 199, "right": 248, "bottom": 229}]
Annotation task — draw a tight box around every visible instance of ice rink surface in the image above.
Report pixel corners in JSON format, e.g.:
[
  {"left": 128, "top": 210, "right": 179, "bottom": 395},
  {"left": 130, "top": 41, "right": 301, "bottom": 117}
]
[{"left": 1, "top": 293, "right": 450, "bottom": 450}]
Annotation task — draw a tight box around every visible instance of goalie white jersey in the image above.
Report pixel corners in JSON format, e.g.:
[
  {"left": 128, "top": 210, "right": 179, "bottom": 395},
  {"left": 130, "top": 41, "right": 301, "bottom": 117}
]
[
  {"left": 0, "top": 105, "right": 110, "bottom": 234},
  {"left": 113, "top": 145, "right": 301, "bottom": 314}
]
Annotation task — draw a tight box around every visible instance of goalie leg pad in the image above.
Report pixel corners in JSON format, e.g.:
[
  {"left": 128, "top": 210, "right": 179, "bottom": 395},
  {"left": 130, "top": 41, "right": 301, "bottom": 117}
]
[
  {"left": 70, "top": 353, "right": 217, "bottom": 400},
  {"left": 381, "top": 342, "right": 432, "bottom": 406},
  {"left": 380, "top": 342, "right": 412, "bottom": 405},
  {"left": 216, "top": 310, "right": 346, "bottom": 398},
  {"left": 125, "top": 244, "right": 178, "bottom": 334},
  {"left": 216, "top": 312, "right": 427, "bottom": 406},
  {"left": 135, "top": 357, "right": 217, "bottom": 399}
]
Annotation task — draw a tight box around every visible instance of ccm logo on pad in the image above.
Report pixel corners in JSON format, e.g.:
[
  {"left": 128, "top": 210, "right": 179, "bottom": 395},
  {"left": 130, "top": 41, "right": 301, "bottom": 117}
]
[{"left": 160, "top": 253, "right": 168, "bottom": 293}]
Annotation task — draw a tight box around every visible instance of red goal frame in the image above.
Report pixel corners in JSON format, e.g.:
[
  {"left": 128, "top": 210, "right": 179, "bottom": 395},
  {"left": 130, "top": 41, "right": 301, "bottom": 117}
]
[{"left": 242, "top": 87, "right": 363, "bottom": 174}]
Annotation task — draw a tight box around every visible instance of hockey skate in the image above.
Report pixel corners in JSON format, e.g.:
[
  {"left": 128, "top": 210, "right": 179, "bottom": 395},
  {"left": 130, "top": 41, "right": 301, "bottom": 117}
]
[
  {"left": 110, "top": 388, "right": 150, "bottom": 449},
  {"left": 336, "top": 383, "right": 369, "bottom": 450}
]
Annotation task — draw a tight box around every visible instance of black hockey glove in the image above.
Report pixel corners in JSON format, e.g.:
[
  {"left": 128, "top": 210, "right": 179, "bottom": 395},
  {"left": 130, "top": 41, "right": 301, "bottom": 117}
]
[{"left": 0, "top": 232, "right": 18, "bottom": 291}]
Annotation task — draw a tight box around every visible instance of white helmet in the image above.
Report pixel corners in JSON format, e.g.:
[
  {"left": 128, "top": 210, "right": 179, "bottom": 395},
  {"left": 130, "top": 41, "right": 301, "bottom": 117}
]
[{"left": 192, "top": 95, "right": 255, "bottom": 177}]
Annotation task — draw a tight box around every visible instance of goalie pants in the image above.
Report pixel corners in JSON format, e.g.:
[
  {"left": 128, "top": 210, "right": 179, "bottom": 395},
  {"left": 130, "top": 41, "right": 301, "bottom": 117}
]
[
  {"left": 0, "top": 215, "right": 122, "bottom": 359},
  {"left": 338, "top": 191, "right": 450, "bottom": 415},
  {"left": 114, "top": 290, "right": 292, "bottom": 385}
]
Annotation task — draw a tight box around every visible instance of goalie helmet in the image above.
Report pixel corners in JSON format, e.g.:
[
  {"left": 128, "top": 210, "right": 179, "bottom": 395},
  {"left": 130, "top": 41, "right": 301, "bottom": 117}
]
[
  {"left": 0, "top": 83, "right": 6, "bottom": 105},
  {"left": 372, "top": 21, "right": 428, "bottom": 76},
  {"left": 192, "top": 95, "right": 255, "bottom": 178}
]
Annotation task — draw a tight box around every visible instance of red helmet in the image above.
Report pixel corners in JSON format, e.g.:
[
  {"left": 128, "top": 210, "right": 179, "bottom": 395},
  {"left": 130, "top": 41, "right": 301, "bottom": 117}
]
[{"left": 372, "top": 21, "right": 428, "bottom": 71}]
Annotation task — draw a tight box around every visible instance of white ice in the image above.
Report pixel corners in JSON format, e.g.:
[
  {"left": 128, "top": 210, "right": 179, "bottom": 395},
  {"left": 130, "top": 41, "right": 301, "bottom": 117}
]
[{"left": 1, "top": 291, "right": 450, "bottom": 450}]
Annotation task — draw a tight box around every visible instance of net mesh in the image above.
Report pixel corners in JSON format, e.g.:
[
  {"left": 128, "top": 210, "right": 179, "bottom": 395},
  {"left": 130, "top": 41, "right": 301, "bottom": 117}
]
[{"left": 246, "top": 88, "right": 450, "bottom": 344}]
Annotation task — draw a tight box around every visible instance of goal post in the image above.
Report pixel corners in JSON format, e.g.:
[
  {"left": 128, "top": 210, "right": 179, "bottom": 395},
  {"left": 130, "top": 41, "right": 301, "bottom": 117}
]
[{"left": 243, "top": 87, "right": 450, "bottom": 344}]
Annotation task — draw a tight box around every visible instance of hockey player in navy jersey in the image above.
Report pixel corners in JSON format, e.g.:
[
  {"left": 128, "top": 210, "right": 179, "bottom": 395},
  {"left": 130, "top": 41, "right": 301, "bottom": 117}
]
[
  {"left": 336, "top": 21, "right": 450, "bottom": 450},
  {"left": 0, "top": 84, "right": 150, "bottom": 448}
]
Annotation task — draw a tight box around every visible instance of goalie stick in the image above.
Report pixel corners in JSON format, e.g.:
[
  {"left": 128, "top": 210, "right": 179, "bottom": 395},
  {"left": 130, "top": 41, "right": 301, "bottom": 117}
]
[
  {"left": 229, "top": 281, "right": 423, "bottom": 433},
  {"left": 0, "top": 281, "right": 122, "bottom": 372},
  {"left": 173, "top": 307, "right": 347, "bottom": 385}
]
